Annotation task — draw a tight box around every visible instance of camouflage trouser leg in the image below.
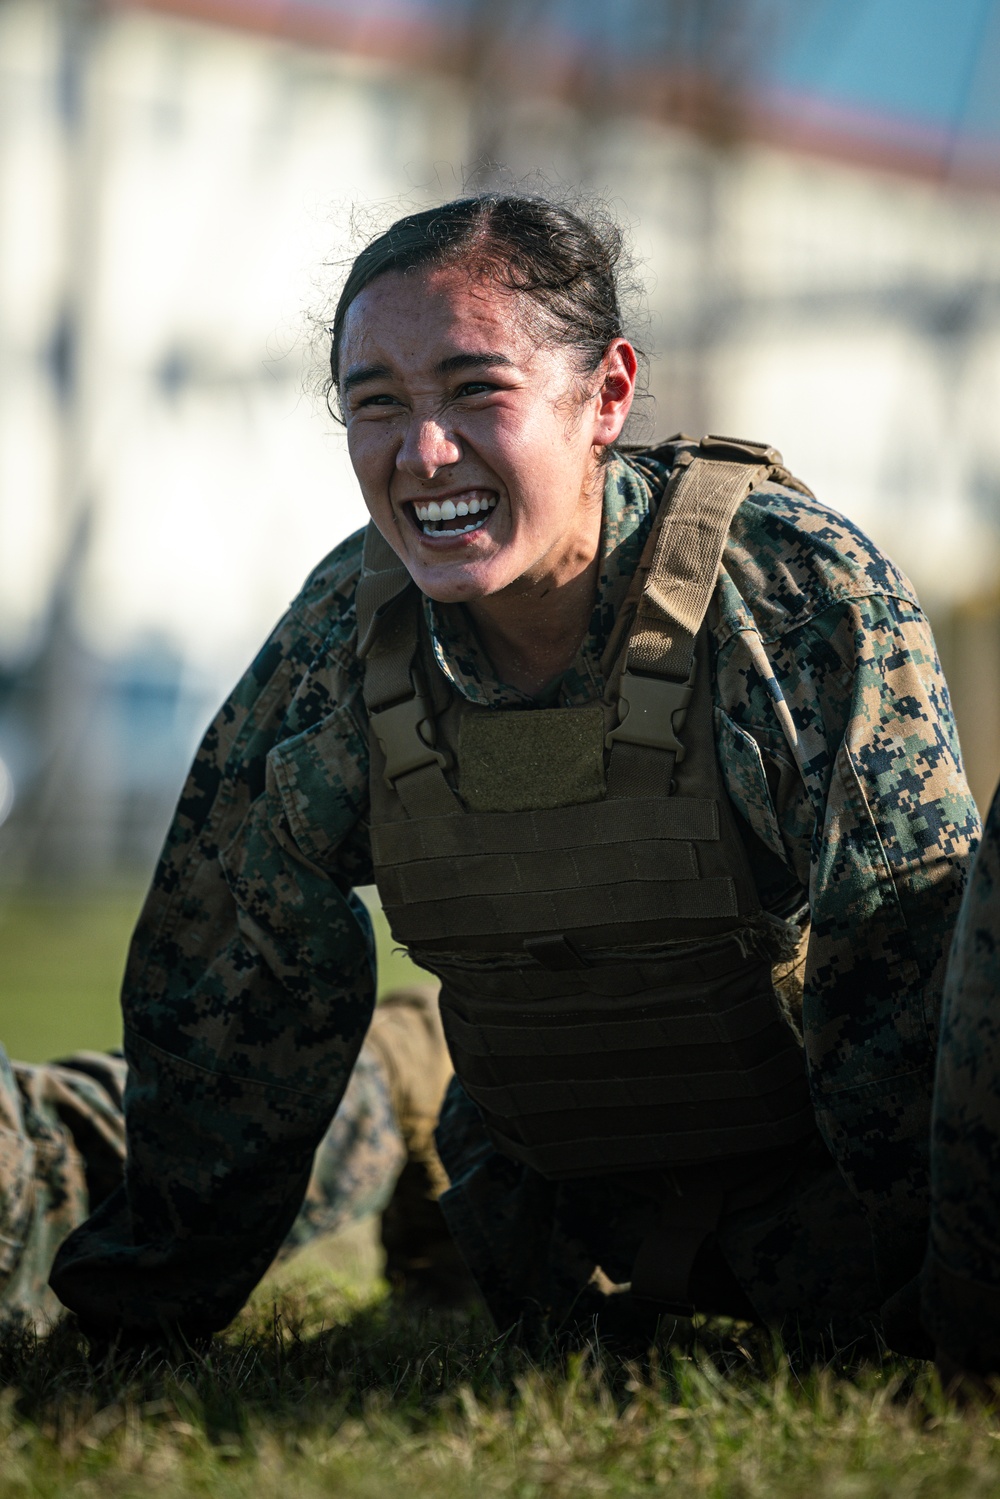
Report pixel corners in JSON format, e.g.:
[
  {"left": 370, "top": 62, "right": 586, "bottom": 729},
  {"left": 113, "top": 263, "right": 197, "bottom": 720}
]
[{"left": 0, "top": 986, "right": 459, "bottom": 1328}]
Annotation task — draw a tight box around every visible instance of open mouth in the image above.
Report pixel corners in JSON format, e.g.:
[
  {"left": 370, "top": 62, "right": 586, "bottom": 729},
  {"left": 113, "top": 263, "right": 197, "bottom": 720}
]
[{"left": 410, "top": 492, "right": 498, "bottom": 537}]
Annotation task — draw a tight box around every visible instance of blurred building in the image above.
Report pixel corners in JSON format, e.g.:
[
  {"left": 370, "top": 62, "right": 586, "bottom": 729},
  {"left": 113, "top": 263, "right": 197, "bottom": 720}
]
[{"left": 1, "top": 0, "right": 999, "bottom": 883}]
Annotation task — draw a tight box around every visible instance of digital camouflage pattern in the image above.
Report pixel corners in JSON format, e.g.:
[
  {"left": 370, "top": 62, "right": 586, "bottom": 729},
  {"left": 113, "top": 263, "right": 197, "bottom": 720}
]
[
  {"left": 49, "top": 449, "right": 980, "bottom": 1341},
  {"left": 0, "top": 1049, "right": 124, "bottom": 1330},
  {"left": 1, "top": 1031, "right": 408, "bottom": 1330},
  {"left": 924, "top": 781, "right": 1000, "bottom": 1369}
]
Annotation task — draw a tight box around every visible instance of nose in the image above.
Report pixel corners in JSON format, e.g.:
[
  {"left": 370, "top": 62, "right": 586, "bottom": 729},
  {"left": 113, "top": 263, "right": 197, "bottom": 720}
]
[{"left": 395, "top": 414, "right": 461, "bottom": 479}]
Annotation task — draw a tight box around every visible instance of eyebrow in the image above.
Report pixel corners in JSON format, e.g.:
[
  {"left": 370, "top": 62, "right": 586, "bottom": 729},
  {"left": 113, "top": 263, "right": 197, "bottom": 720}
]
[
  {"left": 342, "top": 363, "right": 391, "bottom": 394},
  {"left": 435, "top": 352, "right": 517, "bottom": 375},
  {"left": 341, "top": 351, "right": 517, "bottom": 394}
]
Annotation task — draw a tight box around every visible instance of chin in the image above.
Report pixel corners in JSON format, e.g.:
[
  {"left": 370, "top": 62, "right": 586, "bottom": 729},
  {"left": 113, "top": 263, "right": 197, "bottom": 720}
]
[
  {"left": 415, "top": 577, "right": 487, "bottom": 605},
  {"left": 411, "top": 561, "right": 503, "bottom": 605}
]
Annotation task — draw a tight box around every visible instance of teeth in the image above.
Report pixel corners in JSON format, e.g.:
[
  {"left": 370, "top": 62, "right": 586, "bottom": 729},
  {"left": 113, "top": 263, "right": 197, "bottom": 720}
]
[
  {"left": 413, "top": 494, "right": 497, "bottom": 533},
  {"left": 420, "top": 512, "right": 491, "bottom": 537}
]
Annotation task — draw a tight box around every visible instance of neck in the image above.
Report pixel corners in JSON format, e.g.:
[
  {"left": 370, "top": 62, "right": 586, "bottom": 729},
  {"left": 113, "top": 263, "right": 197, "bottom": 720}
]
[{"left": 467, "top": 541, "right": 602, "bottom": 699}]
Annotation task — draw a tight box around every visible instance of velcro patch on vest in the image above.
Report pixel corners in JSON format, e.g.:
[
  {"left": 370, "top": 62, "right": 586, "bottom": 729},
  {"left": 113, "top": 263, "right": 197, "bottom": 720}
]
[{"left": 458, "top": 705, "right": 606, "bottom": 813}]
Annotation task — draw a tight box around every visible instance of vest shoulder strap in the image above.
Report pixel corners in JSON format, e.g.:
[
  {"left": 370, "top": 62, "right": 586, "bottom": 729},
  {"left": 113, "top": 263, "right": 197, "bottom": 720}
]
[
  {"left": 628, "top": 434, "right": 785, "bottom": 682},
  {"left": 606, "top": 434, "right": 786, "bottom": 772},
  {"left": 356, "top": 527, "right": 460, "bottom": 816},
  {"left": 355, "top": 523, "right": 412, "bottom": 661}
]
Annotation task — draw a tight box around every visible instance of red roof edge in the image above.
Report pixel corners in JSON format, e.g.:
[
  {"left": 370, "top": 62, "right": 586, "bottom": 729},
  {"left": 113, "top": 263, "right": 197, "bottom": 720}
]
[{"left": 108, "top": 0, "right": 1000, "bottom": 194}]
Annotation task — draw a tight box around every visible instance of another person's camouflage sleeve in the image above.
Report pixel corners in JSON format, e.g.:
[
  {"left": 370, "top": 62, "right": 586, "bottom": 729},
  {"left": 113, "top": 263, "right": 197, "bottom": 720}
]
[
  {"left": 51, "top": 532, "right": 378, "bottom": 1339},
  {"left": 922, "top": 781, "right": 1000, "bottom": 1370},
  {"left": 717, "top": 487, "right": 980, "bottom": 1296},
  {"left": 0, "top": 1035, "right": 404, "bottom": 1331},
  {"left": 0, "top": 1048, "right": 126, "bottom": 1331}
]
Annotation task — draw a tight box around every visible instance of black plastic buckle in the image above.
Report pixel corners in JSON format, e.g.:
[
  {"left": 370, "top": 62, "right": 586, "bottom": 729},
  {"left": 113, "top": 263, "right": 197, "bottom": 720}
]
[
  {"left": 369, "top": 676, "right": 450, "bottom": 787},
  {"left": 605, "top": 669, "right": 695, "bottom": 762}
]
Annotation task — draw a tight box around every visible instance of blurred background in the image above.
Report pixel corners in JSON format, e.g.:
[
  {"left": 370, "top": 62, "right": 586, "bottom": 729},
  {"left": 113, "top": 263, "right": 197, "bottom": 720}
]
[{"left": 2, "top": 0, "right": 999, "bottom": 1057}]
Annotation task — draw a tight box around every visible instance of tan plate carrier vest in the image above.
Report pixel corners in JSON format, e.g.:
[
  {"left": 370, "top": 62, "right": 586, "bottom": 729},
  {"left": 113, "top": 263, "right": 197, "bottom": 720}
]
[{"left": 357, "top": 437, "right": 816, "bottom": 1220}]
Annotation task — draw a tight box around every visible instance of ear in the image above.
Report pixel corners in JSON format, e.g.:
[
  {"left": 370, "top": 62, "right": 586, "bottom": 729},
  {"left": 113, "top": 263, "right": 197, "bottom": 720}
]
[{"left": 592, "top": 339, "right": 638, "bottom": 449}]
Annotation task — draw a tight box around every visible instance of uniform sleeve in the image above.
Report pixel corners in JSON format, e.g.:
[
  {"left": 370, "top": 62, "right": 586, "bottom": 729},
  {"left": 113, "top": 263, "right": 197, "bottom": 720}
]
[
  {"left": 50, "top": 566, "right": 376, "bottom": 1339},
  {"left": 790, "top": 595, "right": 978, "bottom": 1291},
  {"left": 923, "top": 782, "right": 1000, "bottom": 1368},
  {"left": 718, "top": 586, "right": 980, "bottom": 1295}
]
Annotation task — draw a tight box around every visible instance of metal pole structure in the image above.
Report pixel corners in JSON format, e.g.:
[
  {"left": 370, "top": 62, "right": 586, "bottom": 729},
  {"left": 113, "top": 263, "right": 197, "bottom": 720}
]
[{"left": 19, "top": 0, "right": 108, "bottom": 885}]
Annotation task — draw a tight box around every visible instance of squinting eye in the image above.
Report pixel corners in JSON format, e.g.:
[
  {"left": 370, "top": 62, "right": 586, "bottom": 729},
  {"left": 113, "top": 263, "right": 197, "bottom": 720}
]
[
  {"left": 356, "top": 393, "right": 399, "bottom": 408},
  {"left": 456, "top": 381, "right": 494, "bottom": 397}
]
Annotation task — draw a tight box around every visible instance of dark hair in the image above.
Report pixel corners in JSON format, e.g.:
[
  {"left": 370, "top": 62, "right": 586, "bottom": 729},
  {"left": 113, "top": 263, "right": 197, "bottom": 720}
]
[{"left": 327, "top": 194, "right": 630, "bottom": 417}]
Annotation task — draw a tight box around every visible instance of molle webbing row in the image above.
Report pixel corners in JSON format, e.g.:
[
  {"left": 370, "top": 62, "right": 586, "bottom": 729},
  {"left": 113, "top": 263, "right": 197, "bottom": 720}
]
[
  {"left": 371, "top": 796, "right": 721, "bottom": 862},
  {"left": 373, "top": 796, "right": 739, "bottom": 943},
  {"left": 441, "top": 962, "right": 814, "bottom": 1176},
  {"left": 384, "top": 871, "right": 736, "bottom": 944}
]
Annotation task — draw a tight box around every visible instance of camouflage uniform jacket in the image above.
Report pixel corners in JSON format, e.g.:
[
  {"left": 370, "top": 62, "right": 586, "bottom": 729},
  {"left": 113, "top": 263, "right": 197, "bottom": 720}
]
[
  {"left": 50, "top": 450, "right": 980, "bottom": 1337},
  {"left": 924, "top": 779, "right": 1000, "bottom": 1369}
]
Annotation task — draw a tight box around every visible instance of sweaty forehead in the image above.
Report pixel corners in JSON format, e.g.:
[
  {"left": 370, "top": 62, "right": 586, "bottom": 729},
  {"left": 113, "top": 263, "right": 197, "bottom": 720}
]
[{"left": 340, "top": 266, "right": 539, "bottom": 370}]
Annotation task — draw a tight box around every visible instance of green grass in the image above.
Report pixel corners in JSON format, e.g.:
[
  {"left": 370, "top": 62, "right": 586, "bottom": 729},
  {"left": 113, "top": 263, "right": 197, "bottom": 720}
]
[
  {"left": 0, "top": 891, "right": 142, "bottom": 1062},
  {"left": 0, "top": 885, "right": 430, "bottom": 1063},
  {"left": 3, "top": 1274, "right": 1000, "bottom": 1498},
  {"left": 357, "top": 885, "right": 436, "bottom": 997},
  {"left": 2, "top": 890, "right": 1000, "bottom": 1494}
]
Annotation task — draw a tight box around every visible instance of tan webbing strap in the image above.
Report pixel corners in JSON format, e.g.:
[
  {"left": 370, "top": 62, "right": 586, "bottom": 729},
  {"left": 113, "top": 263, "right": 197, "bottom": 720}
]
[
  {"left": 362, "top": 585, "right": 420, "bottom": 716},
  {"left": 606, "top": 441, "right": 774, "bottom": 797},
  {"left": 360, "top": 545, "right": 460, "bottom": 818},
  {"left": 629, "top": 454, "right": 769, "bottom": 682},
  {"left": 598, "top": 452, "right": 693, "bottom": 684},
  {"left": 356, "top": 523, "right": 413, "bottom": 660}
]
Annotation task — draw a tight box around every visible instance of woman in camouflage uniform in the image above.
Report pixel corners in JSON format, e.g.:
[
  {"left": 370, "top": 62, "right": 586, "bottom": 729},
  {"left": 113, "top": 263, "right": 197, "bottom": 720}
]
[{"left": 48, "top": 194, "right": 979, "bottom": 1355}]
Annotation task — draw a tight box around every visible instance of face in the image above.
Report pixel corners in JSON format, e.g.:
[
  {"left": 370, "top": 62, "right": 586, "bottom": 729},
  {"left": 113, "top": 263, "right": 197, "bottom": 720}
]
[{"left": 339, "top": 265, "right": 636, "bottom": 605}]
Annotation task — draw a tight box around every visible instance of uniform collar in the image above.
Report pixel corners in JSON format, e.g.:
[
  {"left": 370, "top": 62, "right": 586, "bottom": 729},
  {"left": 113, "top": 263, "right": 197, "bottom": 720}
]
[{"left": 423, "top": 450, "right": 670, "bottom": 708}]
